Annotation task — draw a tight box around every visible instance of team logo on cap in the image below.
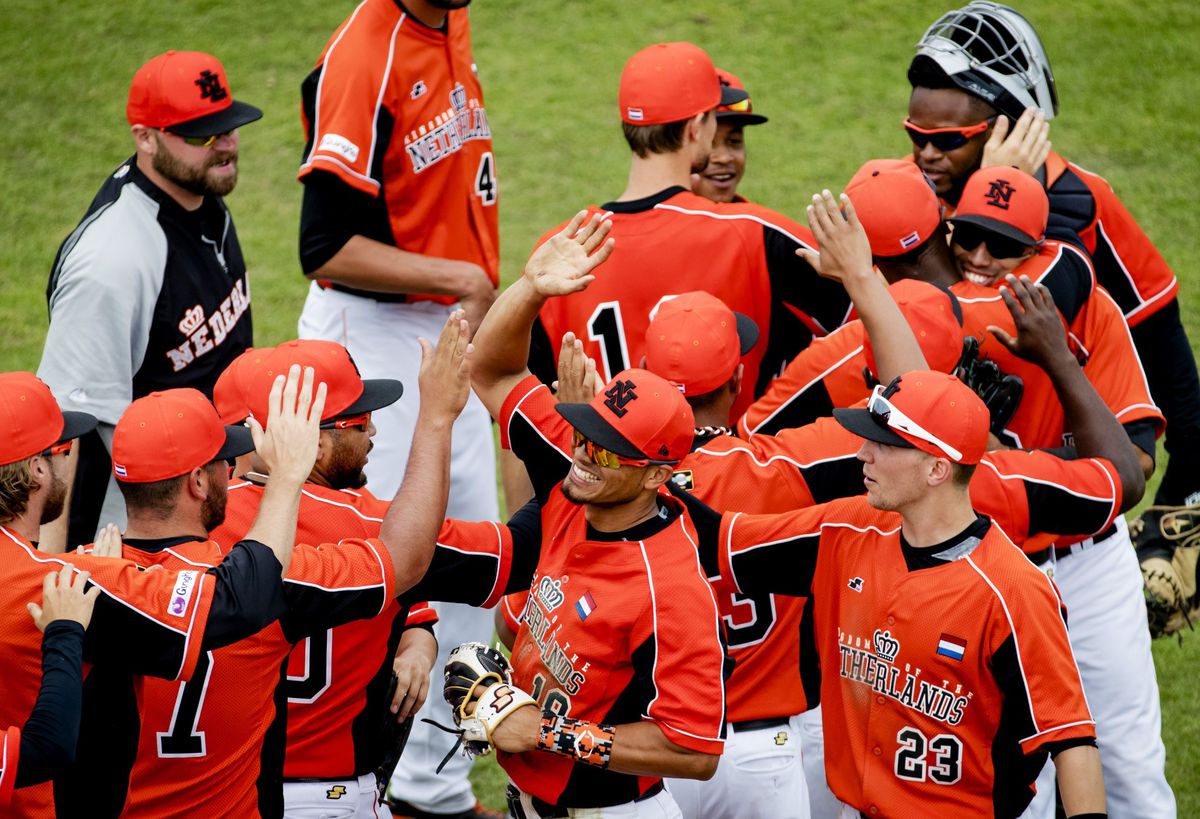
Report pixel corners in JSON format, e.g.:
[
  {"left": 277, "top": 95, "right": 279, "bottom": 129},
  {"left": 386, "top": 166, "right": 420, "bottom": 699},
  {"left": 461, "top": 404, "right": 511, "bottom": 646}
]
[
  {"left": 984, "top": 179, "right": 1015, "bottom": 210},
  {"left": 603, "top": 379, "right": 638, "bottom": 418},
  {"left": 872, "top": 628, "right": 900, "bottom": 662},
  {"left": 195, "top": 70, "right": 228, "bottom": 103}
]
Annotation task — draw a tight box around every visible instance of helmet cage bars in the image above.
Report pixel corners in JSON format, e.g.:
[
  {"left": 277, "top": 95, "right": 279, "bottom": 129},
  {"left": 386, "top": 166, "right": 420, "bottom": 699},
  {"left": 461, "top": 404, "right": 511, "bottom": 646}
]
[{"left": 915, "top": 2, "right": 1058, "bottom": 121}]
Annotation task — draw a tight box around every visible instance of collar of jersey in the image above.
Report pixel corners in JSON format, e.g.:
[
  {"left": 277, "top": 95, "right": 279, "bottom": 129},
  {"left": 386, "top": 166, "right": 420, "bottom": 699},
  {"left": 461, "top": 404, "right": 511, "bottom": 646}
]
[
  {"left": 600, "top": 186, "right": 689, "bottom": 214},
  {"left": 898, "top": 514, "right": 990, "bottom": 571},
  {"left": 122, "top": 534, "right": 208, "bottom": 554}
]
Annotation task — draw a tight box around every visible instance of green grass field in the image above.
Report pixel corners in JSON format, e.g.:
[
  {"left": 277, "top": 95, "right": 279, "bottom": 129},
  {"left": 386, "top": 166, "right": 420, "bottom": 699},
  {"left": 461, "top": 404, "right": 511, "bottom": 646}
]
[{"left": 2, "top": 0, "right": 1198, "bottom": 812}]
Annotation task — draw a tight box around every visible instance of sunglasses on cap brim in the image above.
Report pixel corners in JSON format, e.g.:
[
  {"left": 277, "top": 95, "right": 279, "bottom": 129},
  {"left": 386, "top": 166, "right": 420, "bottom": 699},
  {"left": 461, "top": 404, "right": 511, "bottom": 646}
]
[
  {"left": 867, "top": 384, "right": 963, "bottom": 462},
  {"left": 903, "top": 117, "right": 995, "bottom": 152},
  {"left": 319, "top": 412, "right": 371, "bottom": 431},
  {"left": 164, "top": 128, "right": 232, "bottom": 148},
  {"left": 951, "top": 223, "right": 1032, "bottom": 260}
]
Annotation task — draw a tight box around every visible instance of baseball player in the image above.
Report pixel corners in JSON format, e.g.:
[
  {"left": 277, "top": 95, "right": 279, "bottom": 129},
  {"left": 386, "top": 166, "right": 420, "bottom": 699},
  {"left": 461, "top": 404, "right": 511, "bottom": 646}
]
[
  {"left": 906, "top": 2, "right": 1200, "bottom": 636},
  {"left": 39, "top": 51, "right": 260, "bottom": 551},
  {"left": 0, "top": 367, "right": 327, "bottom": 818},
  {"left": 295, "top": 4, "right": 501, "bottom": 812},
  {"left": 103, "top": 317, "right": 473, "bottom": 819},
  {"left": 690, "top": 69, "right": 768, "bottom": 204},
  {"left": 0, "top": 567, "right": 99, "bottom": 810},
  {"left": 528, "top": 42, "right": 850, "bottom": 424}
]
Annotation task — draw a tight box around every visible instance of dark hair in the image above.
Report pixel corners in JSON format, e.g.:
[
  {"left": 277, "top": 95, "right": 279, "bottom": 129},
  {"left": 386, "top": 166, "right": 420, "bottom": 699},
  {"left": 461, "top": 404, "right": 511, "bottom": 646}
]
[
  {"left": 907, "top": 56, "right": 998, "bottom": 119},
  {"left": 622, "top": 111, "right": 710, "bottom": 158},
  {"left": 118, "top": 474, "right": 188, "bottom": 519},
  {"left": 952, "top": 461, "right": 978, "bottom": 487}
]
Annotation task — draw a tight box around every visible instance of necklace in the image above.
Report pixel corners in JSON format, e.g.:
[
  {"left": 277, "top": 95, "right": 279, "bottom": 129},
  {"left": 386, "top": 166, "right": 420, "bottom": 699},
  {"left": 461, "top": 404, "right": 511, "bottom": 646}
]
[{"left": 694, "top": 425, "right": 732, "bottom": 438}]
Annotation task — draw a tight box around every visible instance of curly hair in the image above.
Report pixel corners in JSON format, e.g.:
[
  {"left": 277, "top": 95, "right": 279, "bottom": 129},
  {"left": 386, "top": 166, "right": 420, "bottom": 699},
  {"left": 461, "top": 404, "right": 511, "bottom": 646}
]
[{"left": 0, "top": 458, "right": 38, "bottom": 524}]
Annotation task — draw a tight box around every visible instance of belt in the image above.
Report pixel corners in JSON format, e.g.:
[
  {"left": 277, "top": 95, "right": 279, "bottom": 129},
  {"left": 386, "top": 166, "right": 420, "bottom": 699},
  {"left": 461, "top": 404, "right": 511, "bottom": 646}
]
[
  {"left": 1026, "top": 522, "right": 1117, "bottom": 565},
  {"left": 730, "top": 716, "right": 791, "bottom": 733},
  {"left": 319, "top": 280, "right": 410, "bottom": 304},
  {"left": 506, "top": 782, "right": 664, "bottom": 818}
]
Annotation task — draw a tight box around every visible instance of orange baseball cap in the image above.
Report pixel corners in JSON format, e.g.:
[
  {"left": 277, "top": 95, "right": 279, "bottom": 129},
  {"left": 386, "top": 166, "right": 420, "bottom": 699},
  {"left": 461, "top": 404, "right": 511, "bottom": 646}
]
[
  {"left": 112, "top": 389, "right": 254, "bottom": 482},
  {"left": 861, "top": 281, "right": 965, "bottom": 379},
  {"left": 950, "top": 167, "right": 1048, "bottom": 246},
  {"left": 619, "top": 43, "right": 748, "bottom": 125},
  {"left": 213, "top": 346, "right": 273, "bottom": 425},
  {"left": 715, "top": 69, "right": 768, "bottom": 126},
  {"left": 644, "top": 292, "right": 759, "bottom": 395},
  {"left": 245, "top": 340, "right": 402, "bottom": 426},
  {"left": 0, "top": 373, "right": 97, "bottom": 466},
  {"left": 834, "top": 371, "right": 989, "bottom": 465},
  {"left": 845, "top": 159, "right": 942, "bottom": 258},
  {"left": 127, "top": 51, "right": 262, "bottom": 137},
  {"left": 557, "top": 369, "right": 695, "bottom": 464}
]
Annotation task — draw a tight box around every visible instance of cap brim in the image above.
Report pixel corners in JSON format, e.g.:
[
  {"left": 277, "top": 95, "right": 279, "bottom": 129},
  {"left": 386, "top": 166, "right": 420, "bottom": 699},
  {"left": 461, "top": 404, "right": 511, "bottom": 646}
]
[
  {"left": 719, "top": 86, "right": 750, "bottom": 107},
  {"left": 716, "top": 112, "right": 768, "bottom": 126},
  {"left": 170, "top": 100, "right": 264, "bottom": 137},
  {"left": 555, "top": 403, "right": 651, "bottom": 461},
  {"left": 339, "top": 378, "right": 404, "bottom": 417},
  {"left": 58, "top": 410, "right": 98, "bottom": 444},
  {"left": 832, "top": 408, "right": 916, "bottom": 450},
  {"left": 733, "top": 312, "right": 760, "bottom": 355},
  {"left": 950, "top": 214, "right": 1038, "bottom": 247},
  {"left": 214, "top": 424, "right": 255, "bottom": 462}
]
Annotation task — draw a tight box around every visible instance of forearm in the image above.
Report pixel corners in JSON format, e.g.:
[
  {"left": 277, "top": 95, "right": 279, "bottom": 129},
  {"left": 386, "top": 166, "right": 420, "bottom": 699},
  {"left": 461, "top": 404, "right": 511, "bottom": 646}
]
[
  {"left": 847, "top": 273, "right": 927, "bottom": 381},
  {"left": 242, "top": 474, "right": 305, "bottom": 574},
  {"left": 380, "top": 412, "right": 454, "bottom": 592},
  {"left": 311, "top": 235, "right": 488, "bottom": 297},
  {"left": 1054, "top": 744, "right": 1107, "bottom": 816},
  {"left": 472, "top": 277, "right": 544, "bottom": 390},
  {"left": 16, "top": 621, "right": 85, "bottom": 786},
  {"left": 396, "top": 622, "right": 438, "bottom": 666}
]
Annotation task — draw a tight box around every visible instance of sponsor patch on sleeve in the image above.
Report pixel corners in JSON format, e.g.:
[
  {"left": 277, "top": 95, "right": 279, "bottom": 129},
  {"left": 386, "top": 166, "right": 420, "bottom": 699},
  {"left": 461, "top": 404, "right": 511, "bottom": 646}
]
[
  {"left": 168, "top": 570, "right": 199, "bottom": 618},
  {"left": 317, "top": 133, "right": 360, "bottom": 163}
]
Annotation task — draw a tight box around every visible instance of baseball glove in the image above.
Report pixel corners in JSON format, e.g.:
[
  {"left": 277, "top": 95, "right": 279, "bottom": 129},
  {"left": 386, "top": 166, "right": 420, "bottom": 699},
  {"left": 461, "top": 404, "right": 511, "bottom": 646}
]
[
  {"left": 959, "top": 351, "right": 1023, "bottom": 437},
  {"left": 1132, "top": 505, "right": 1200, "bottom": 638}
]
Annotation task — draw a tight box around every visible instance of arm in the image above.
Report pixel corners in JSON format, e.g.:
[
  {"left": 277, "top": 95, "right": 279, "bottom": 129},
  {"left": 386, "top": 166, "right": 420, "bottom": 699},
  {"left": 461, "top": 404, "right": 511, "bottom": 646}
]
[
  {"left": 471, "top": 211, "right": 614, "bottom": 418},
  {"left": 390, "top": 624, "right": 438, "bottom": 720},
  {"left": 797, "top": 190, "right": 928, "bottom": 382},
  {"left": 988, "top": 274, "right": 1145, "bottom": 510},
  {"left": 1053, "top": 744, "right": 1107, "bottom": 816},
  {"left": 378, "top": 312, "right": 474, "bottom": 592}
]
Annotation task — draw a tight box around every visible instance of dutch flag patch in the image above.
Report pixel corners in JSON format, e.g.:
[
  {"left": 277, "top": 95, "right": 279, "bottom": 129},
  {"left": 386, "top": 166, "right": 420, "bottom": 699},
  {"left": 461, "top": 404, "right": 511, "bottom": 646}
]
[
  {"left": 575, "top": 591, "right": 597, "bottom": 621},
  {"left": 936, "top": 633, "right": 967, "bottom": 661}
]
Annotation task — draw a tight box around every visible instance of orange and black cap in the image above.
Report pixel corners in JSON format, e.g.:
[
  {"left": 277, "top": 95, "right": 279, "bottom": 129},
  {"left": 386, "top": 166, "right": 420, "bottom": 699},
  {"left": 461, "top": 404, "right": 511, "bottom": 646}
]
[
  {"left": 715, "top": 69, "right": 768, "bottom": 126},
  {"left": 0, "top": 373, "right": 97, "bottom": 466},
  {"left": 556, "top": 369, "right": 694, "bottom": 464},
  {"left": 127, "top": 51, "right": 262, "bottom": 137}
]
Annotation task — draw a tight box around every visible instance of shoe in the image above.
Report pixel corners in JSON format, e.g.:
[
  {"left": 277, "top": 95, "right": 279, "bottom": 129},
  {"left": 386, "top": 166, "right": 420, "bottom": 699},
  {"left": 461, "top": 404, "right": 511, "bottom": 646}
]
[{"left": 389, "top": 798, "right": 506, "bottom": 819}]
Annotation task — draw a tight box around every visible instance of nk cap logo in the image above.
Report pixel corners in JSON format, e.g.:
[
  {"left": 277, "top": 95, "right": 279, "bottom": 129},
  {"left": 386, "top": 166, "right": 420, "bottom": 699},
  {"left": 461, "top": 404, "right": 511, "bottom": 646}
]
[
  {"left": 195, "top": 70, "right": 228, "bottom": 103},
  {"left": 984, "top": 179, "right": 1015, "bottom": 210},
  {"left": 603, "top": 379, "right": 638, "bottom": 418}
]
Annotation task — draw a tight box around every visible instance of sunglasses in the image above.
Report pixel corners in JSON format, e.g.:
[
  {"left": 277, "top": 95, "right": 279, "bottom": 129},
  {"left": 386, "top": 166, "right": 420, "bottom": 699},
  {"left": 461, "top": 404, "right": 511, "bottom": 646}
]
[
  {"left": 867, "top": 384, "right": 963, "bottom": 462},
  {"left": 164, "top": 129, "right": 233, "bottom": 148},
  {"left": 903, "top": 118, "right": 994, "bottom": 152},
  {"left": 951, "top": 224, "right": 1032, "bottom": 260},
  {"left": 571, "top": 429, "right": 651, "bottom": 470},
  {"left": 41, "top": 440, "right": 74, "bottom": 457},
  {"left": 320, "top": 412, "right": 372, "bottom": 431}
]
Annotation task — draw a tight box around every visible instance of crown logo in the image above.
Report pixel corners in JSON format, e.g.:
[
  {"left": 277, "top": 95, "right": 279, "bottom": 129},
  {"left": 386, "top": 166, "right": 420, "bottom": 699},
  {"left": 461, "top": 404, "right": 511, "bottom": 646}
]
[
  {"left": 536, "top": 575, "right": 565, "bottom": 612},
  {"left": 177, "top": 305, "right": 206, "bottom": 337},
  {"left": 873, "top": 628, "right": 900, "bottom": 663}
]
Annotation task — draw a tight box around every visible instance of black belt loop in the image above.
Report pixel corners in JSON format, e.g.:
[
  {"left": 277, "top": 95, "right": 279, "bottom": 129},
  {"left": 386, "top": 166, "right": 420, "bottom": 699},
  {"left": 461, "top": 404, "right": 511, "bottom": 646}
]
[
  {"left": 730, "top": 716, "right": 791, "bottom": 733},
  {"left": 506, "top": 781, "right": 664, "bottom": 817},
  {"left": 1026, "top": 522, "right": 1118, "bottom": 566},
  {"left": 322, "top": 281, "right": 410, "bottom": 304}
]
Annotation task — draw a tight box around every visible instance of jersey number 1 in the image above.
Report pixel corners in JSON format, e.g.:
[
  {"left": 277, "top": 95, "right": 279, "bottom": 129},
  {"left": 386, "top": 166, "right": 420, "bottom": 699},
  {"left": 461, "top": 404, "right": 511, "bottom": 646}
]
[{"left": 157, "top": 651, "right": 215, "bottom": 757}]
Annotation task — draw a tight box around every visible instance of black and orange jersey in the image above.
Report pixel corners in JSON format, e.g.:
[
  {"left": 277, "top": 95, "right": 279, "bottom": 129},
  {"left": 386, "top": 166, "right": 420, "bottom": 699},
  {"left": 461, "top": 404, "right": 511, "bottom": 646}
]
[
  {"left": 716, "top": 498, "right": 1095, "bottom": 816},
  {"left": 0, "top": 525, "right": 218, "bottom": 818},
  {"left": 499, "top": 377, "right": 727, "bottom": 808},
  {"left": 299, "top": 0, "right": 498, "bottom": 301},
  {"left": 119, "top": 534, "right": 395, "bottom": 819},
  {"left": 0, "top": 726, "right": 19, "bottom": 810},
  {"left": 529, "top": 188, "right": 851, "bottom": 417},
  {"left": 1042, "top": 151, "right": 1177, "bottom": 325}
]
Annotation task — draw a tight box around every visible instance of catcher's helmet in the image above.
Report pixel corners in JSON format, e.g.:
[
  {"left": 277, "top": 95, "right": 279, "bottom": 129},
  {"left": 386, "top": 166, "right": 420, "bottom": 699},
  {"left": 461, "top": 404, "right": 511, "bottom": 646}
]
[{"left": 913, "top": 2, "right": 1058, "bottom": 122}]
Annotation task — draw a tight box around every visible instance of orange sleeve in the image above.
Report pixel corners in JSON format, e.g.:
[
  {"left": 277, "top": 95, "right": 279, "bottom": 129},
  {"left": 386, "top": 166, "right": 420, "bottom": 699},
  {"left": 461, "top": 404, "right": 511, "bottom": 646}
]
[
  {"left": 404, "top": 602, "right": 439, "bottom": 628},
  {"left": 501, "top": 590, "right": 528, "bottom": 633},
  {"left": 0, "top": 725, "right": 19, "bottom": 809},
  {"left": 1078, "top": 288, "right": 1165, "bottom": 435}
]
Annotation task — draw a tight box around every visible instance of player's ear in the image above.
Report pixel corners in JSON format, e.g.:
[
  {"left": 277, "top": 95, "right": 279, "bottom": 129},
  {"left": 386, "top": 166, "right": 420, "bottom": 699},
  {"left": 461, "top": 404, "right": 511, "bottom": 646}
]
[
  {"left": 131, "top": 124, "right": 157, "bottom": 156},
  {"left": 730, "top": 363, "right": 744, "bottom": 399},
  {"left": 186, "top": 465, "right": 208, "bottom": 501},
  {"left": 643, "top": 463, "right": 676, "bottom": 491},
  {"left": 685, "top": 111, "right": 708, "bottom": 144},
  {"left": 926, "top": 456, "right": 954, "bottom": 488}
]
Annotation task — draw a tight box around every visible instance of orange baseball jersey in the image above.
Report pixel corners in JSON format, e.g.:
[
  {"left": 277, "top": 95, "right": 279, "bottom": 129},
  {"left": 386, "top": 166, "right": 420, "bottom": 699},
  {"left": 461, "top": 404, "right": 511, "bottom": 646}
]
[
  {"left": 119, "top": 534, "right": 395, "bottom": 819},
  {"left": 498, "top": 378, "right": 727, "bottom": 807},
  {"left": 212, "top": 479, "right": 446, "bottom": 781},
  {"left": 1, "top": 726, "right": 19, "bottom": 810},
  {"left": 299, "top": 0, "right": 498, "bottom": 301},
  {"left": 528, "top": 189, "right": 852, "bottom": 417},
  {"left": 716, "top": 497, "right": 1096, "bottom": 816},
  {"left": 1043, "top": 151, "right": 1177, "bottom": 325},
  {"left": 0, "top": 525, "right": 217, "bottom": 818}
]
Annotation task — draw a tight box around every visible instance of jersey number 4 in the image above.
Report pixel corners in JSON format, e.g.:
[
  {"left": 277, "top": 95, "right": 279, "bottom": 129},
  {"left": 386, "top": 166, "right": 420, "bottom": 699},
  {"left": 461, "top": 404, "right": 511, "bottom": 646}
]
[
  {"left": 475, "top": 152, "right": 496, "bottom": 205},
  {"left": 894, "top": 726, "right": 962, "bottom": 785}
]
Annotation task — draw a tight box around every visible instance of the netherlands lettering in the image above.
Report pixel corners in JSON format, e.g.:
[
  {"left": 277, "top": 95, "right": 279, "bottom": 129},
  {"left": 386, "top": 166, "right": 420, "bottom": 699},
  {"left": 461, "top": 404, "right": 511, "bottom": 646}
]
[{"left": 838, "top": 642, "right": 970, "bottom": 726}]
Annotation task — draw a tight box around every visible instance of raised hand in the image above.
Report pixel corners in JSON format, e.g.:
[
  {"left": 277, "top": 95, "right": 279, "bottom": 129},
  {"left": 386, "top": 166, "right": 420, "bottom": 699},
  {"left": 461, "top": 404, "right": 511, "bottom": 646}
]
[
  {"left": 86, "top": 523, "right": 123, "bottom": 558},
  {"left": 28, "top": 565, "right": 100, "bottom": 631},
  {"left": 553, "top": 332, "right": 601, "bottom": 402},
  {"left": 988, "top": 273, "right": 1071, "bottom": 368},
  {"left": 797, "top": 189, "right": 875, "bottom": 285},
  {"left": 418, "top": 309, "right": 474, "bottom": 423},
  {"left": 523, "top": 210, "right": 615, "bottom": 297},
  {"left": 248, "top": 365, "right": 328, "bottom": 485},
  {"left": 982, "top": 109, "right": 1051, "bottom": 174}
]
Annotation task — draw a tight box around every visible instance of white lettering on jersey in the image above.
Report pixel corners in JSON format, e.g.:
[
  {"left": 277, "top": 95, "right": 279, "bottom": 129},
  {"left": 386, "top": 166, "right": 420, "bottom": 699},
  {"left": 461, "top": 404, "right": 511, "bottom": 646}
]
[
  {"left": 404, "top": 89, "right": 491, "bottom": 174},
  {"left": 165, "top": 279, "right": 251, "bottom": 372}
]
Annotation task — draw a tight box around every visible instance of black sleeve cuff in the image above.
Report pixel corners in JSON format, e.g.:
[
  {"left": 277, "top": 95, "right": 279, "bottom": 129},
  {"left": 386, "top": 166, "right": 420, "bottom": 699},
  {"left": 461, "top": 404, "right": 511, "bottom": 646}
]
[{"left": 1046, "top": 735, "right": 1098, "bottom": 757}]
